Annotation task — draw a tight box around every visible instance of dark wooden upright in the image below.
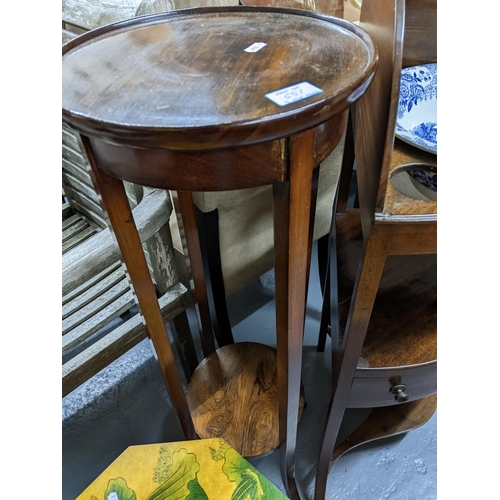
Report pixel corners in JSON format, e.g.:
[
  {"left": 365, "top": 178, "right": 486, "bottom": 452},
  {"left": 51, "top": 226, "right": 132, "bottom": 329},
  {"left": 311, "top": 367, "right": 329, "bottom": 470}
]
[
  {"left": 62, "top": 8, "right": 376, "bottom": 499},
  {"left": 315, "top": 0, "right": 437, "bottom": 498}
]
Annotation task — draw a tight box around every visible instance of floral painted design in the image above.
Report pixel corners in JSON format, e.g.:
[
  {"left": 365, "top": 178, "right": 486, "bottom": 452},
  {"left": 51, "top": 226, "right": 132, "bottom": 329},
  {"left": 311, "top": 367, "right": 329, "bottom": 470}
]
[
  {"left": 395, "top": 63, "right": 437, "bottom": 154},
  {"left": 411, "top": 122, "right": 437, "bottom": 144},
  {"left": 408, "top": 169, "right": 437, "bottom": 192},
  {"left": 209, "top": 438, "right": 230, "bottom": 462},
  {"left": 90, "top": 449, "right": 208, "bottom": 500},
  {"left": 398, "top": 64, "right": 437, "bottom": 117},
  {"left": 80, "top": 439, "right": 290, "bottom": 500},
  {"left": 222, "top": 447, "right": 289, "bottom": 500},
  {"left": 97, "top": 477, "right": 137, "bottom": 500},
  {"left": 146, "top": 448, "right": 208, "bottom": 500}
]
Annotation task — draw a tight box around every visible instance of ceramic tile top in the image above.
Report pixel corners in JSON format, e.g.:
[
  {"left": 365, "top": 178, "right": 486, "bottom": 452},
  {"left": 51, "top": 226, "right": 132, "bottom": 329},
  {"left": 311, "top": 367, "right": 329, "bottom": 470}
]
[
  {"left": 76, "top": 438, "right": 290, "bottom": 500},
  {"left": 396, "top": 63, "right": 437, "bottom": 154}
]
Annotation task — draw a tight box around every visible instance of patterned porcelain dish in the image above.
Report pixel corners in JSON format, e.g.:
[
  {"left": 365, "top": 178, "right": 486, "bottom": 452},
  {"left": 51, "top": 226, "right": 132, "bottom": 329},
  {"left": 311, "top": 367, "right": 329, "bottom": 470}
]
[
  {"left": 396, "top": 63, "right": 437, "bottom": 154},
  {"left": 408, "top": 165, "right": 437, "bottom": 201},
  {"left": 390, "top": 163, "right": 437, "bottom": 202}
]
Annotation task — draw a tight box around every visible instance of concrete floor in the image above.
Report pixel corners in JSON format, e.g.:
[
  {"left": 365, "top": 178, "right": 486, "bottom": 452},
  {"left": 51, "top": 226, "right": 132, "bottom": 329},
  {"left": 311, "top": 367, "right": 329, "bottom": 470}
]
[{"left": 62, "top": 245, "right": 437, "bottom": 499}]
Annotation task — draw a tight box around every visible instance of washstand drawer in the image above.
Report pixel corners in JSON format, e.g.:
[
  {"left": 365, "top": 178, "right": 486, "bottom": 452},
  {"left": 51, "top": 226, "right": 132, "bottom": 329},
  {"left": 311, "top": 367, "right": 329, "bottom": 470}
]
[{"left": 347, "top": 362, "right": 437, "bottom": 408}]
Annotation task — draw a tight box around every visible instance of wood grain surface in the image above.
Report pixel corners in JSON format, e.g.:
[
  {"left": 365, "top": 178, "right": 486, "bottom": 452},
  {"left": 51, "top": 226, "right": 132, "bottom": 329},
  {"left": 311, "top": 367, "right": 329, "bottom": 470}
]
[
  {"left": 354, "top": 0, "right": 405, "bottom": 229},
  {"left": 380, "top": 140, "right": 437, "bottom": 218},
  {"left": 186, "top": 342, "right": 305, "bottom": 457},
  {"left": 403, "top": 0, "right": 437, "bottom": 68},
  {"left": 335, "top": 212, "right": 436, "bottom": 369},
  {"left": 273, "top": 129, "right": 316, "bottom": 498},
  {"left": 84, "top": 111, "right": 347, "bottom": 192},
  {"left": 62, "top": 7, "right": 376, "bottom": 149}
]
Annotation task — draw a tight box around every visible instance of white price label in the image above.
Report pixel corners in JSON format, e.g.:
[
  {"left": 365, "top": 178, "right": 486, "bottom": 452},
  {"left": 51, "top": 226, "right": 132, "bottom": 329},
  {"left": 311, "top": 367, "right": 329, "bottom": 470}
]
[
  {"left": 265, "top": 82, "right": 323, "bottom": 106},
  {"left": 108, "top": 493, "right": 119, "bottom": 500},
  {"left": 244, "top": 42, "right": 267, "bottom": 53}
]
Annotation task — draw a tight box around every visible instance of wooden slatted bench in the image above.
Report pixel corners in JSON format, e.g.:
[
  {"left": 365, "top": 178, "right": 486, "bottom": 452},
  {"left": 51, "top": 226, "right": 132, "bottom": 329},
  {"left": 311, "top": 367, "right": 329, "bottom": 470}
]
[{"left": 62, "top": 29, "right": 198, "bottom": 396}]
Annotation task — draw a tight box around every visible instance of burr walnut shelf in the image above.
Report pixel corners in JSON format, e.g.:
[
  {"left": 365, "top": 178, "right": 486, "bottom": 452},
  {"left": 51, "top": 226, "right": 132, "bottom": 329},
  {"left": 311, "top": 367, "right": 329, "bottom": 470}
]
[{"left": 186, "top": 342, "right": 305, "bottom": 457}]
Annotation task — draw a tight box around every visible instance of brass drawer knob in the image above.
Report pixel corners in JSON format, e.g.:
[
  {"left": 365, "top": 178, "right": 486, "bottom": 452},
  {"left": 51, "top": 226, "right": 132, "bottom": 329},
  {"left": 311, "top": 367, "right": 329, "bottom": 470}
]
[{"left": 390, "top": 384, "right": 409, "bottom": 403}]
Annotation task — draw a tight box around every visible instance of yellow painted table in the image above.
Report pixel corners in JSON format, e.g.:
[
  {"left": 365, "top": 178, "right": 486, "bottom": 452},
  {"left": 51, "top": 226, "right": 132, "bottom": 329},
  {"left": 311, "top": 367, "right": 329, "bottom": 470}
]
[{"left": 77, "top": 438, "right": 290, "bottom": 500}]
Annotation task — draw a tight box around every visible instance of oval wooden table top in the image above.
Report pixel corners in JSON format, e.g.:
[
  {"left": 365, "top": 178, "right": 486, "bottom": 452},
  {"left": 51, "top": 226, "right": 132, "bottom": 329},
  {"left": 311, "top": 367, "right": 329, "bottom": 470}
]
[{"left": 62, "top": 6, "right": 376, "bottom": 149}]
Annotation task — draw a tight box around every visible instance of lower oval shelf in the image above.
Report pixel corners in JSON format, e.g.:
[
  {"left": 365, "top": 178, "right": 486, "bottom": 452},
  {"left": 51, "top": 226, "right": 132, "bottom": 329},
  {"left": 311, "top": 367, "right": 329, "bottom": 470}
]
[{"left": 186, "top": 341, "right": 305, "bottom": 457}]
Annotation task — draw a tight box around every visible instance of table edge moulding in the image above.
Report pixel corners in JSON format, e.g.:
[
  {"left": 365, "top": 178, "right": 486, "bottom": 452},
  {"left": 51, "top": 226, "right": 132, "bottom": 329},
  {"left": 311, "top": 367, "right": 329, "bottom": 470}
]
[
  {"left": 62, "top": 7, "right": 377, "bottom": 150},
  {"left": 62, "top": 8, "right": 377, "bottom": 499}
]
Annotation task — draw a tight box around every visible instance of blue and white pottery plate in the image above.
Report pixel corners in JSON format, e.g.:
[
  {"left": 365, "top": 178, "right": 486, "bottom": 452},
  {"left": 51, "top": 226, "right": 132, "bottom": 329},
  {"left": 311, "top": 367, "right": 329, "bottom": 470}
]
[{"left": 396, "top": 63, "right": 437, "bottom": 154}]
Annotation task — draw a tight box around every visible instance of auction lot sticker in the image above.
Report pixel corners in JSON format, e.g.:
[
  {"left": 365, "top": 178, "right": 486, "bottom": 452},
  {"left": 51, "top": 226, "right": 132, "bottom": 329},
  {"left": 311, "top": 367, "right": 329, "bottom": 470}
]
[{"left": 265, "top": 82, "right": 323, "bottom": 106}]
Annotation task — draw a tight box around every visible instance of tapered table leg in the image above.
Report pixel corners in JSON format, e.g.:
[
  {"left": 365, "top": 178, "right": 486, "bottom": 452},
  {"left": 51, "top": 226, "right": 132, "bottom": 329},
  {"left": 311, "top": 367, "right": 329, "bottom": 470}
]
[
  {"left": 81, "top": 136, "right": 196, "bottom": 440},
  {"left": 315, "top": 226, "right": 388, "bottom": 499},
  {"left": 273, "top": 129, "right": 315, "bottom": 500}
]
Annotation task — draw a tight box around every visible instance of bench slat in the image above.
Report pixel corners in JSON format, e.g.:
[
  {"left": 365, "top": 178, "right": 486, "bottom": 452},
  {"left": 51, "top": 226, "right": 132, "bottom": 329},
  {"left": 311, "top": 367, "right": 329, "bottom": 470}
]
[
  {"left": 62, "top": 261, "right": 123, "bottom": 305},
  {"left": 62, "top": 225, "right": 98, "bottom": 254},
  {"left": 62, "top": 277, "right": 131, "bottom": 334},
  {"left": 62, "top": 267, "right": 127, "bottom": 319},
  {"left": 63, "top": 171, "right": 101, "bottom": 204},
  {"left": 62, "top": 213, "right": 80, "bottom": 230},
  {"left": 62, "top": 125, "right": 81, "bottom": 150},
  {"left": 62, "top": 290, "right": 135, "bottom": 354},
  {"left": 62, "top": 219, "right": 89, "bottom": 243},
  {"left": 62, "top": 143, "right": 88, "bottom": 171},
  {"left": 62, "top": 282, "right": 190, "bottom": 396},
  {"left": 62, "top": 157, "right": 93, "bottom": 186},
  {"left": 61, "top": 185, "right": 107, "bottom": 229}
]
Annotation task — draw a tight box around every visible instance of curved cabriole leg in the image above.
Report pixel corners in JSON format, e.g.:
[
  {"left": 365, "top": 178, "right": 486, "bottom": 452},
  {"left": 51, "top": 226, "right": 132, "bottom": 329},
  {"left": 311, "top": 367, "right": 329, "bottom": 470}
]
[
  {"left": 331, "top": 395, "right": 437, "bottom": 464},
  {"left": 273, "top": 130, "right": 315, "bottom": 500},
  {"left": 315, "top": 395, "right": 346, "bottom": 500},
  {"left": 315, "top": 226, "right": 388, "bottom": 499},
  {"left": 81, "top": 135, "right": 196, "bottom": 440},
  {"left": 316, "top": 395, "right": 437, "bottom": 498}
]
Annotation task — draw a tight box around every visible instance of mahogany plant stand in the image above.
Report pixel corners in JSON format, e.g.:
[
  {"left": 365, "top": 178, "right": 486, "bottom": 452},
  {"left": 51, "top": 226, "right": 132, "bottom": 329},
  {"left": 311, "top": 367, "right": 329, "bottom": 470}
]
[{"left": 62, "top": 8, "right": 376, "bottom": 498}]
